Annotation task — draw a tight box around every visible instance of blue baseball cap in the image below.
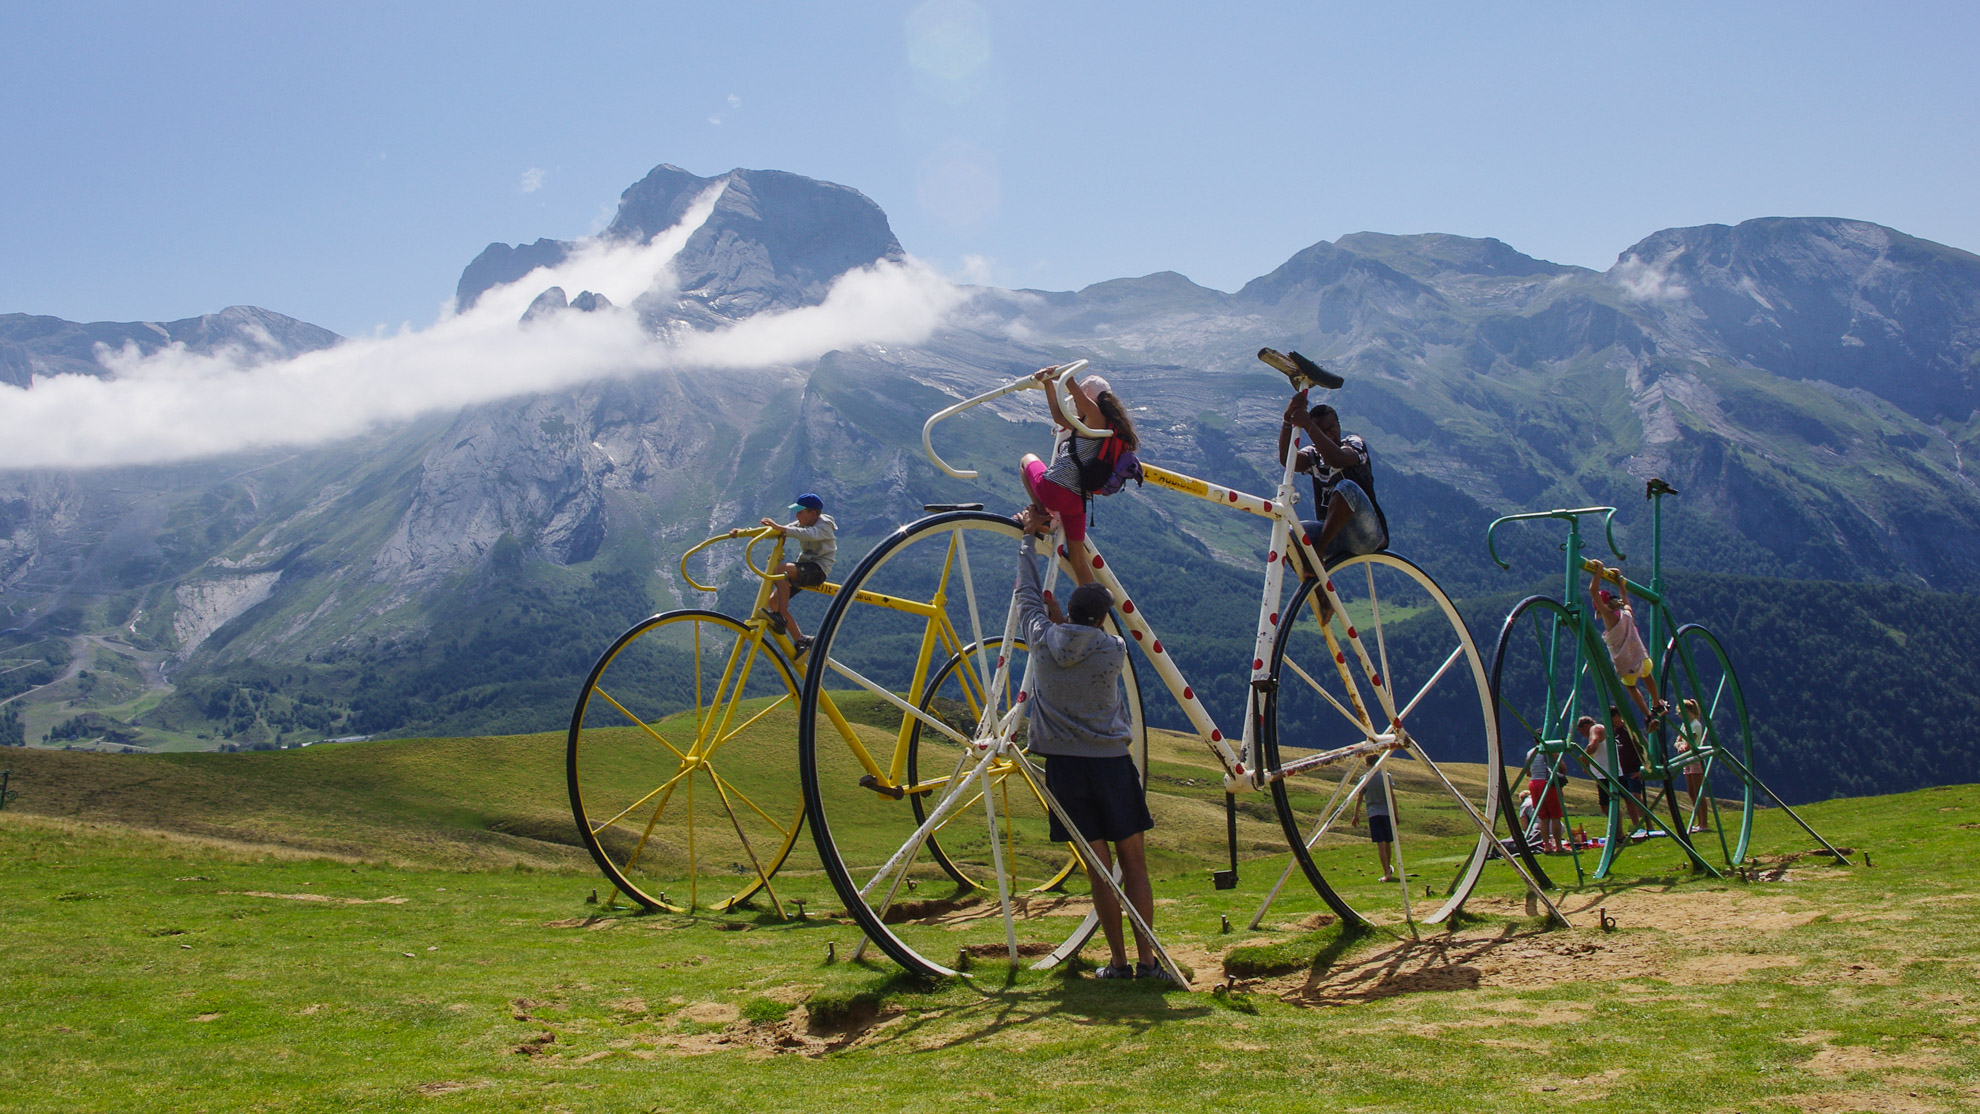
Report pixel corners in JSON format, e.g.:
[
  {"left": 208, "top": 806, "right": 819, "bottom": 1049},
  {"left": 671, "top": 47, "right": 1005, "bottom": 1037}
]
[{"left": 789, "top": 493, "right": 825, "bottom": 511}]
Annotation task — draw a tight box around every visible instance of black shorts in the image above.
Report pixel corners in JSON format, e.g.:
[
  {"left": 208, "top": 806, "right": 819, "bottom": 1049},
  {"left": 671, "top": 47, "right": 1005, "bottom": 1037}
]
[
  {"left": 1042, "top": 754, "right": 1152, "bottom": 844},
  {"left": 1367, "top": 814, "right": 1394, "bottom": 843},
  {"left": 1597, "top": 775, "right": 1644, "bottom": 812},
  {"left": 789, "top": 560, "right": 826, "bottom": 588}
]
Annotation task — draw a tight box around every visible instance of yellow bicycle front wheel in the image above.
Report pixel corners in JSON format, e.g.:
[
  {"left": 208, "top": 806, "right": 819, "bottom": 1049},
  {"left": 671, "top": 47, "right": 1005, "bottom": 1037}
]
[
  {"left": 798, "top": 511, "right": 1146, "bottom": 979},
  {"left": 567, "top": 609, "right": 808, "bottom": 915}
]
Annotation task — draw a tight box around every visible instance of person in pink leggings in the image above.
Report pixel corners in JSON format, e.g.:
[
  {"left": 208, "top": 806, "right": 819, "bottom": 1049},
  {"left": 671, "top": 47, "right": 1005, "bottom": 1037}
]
[{"left": 1018, "top": 368, "right": 1139, "bottom": 586}]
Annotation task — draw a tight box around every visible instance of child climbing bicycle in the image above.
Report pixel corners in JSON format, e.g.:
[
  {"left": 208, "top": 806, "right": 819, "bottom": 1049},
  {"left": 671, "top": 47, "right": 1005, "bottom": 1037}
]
[
  {"left": 1019, "top": 367, "right": 1140, "bottom": 586},
  {"left": 1587, "top": 564, "right": 1666, "bottom": 727},
  {"left": 758, "top": 492, "right": 836, "bottom": 656}
]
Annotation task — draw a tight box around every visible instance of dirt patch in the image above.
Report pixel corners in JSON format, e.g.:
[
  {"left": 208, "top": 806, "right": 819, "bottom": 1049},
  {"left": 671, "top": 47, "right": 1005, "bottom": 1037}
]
[
  {"left": 1471, "top": 886, "right": 1821, "bottom": 935},
  {"left": 1672, "top": 952, "right": 1804, "bottom": 984},
  {"left": 679, "top": 1001, "right": 739, "bottom": 1026},
  {"left": 228, "top": 891, "right": 408, "bottom": 905},
  {"left": 1778, "top": 1089, "right": 1940, "bottom": 1113},
  {"left": 1805, "top": 1042, "right": 1949, "bottom": 1079},
  {"left": 414, "top": 1081, "right": 488, "bottom": 1096},
  {"left": 541, "top": 916, "right": 615, "bottom": 929},
  {"left": 1263, "top": 929, "right": 1663, "bottom": 1006},
  {"left": 509, "top": 1031, "right": 555, "bottom": 1057},
  {"left": 881, "top": 894, "right": 984, "bottom": 924},
  {"left": 961, "top": 941, "right": 1059, "bottom": 959}
]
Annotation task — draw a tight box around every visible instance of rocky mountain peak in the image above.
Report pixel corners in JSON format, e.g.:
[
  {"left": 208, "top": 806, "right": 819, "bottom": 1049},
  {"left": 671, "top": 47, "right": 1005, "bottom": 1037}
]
[
  {"left": 1332, "top": 232, "right": 1579, "bottom": 280},
  {"left": 1612, "top": 217, "right": 1980, "bottom": 420},
  {"left": 454, "top": 163, "right": 905, "bottom": 321},
  {"left": 0, "top": 305, "right": 340, "bottom": 387}
]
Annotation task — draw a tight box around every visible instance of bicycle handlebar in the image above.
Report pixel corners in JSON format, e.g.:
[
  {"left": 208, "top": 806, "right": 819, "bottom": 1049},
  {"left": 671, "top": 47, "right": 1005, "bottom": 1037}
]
[
  {"left": 920, "top": 359, "right": 1110, "bottom": 479},
  {"left": 743, "top": 530, "right": 789, "bottom": 583},
  {"left": 677, "top": 527, "right": 779, "bottom": 592},
  {"left": 1486, "top": 506, "right": 1626, "bottom": 570}
]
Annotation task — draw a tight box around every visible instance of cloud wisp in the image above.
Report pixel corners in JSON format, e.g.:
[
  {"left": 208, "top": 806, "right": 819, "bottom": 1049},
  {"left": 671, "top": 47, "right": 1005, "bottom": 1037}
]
[{"left": 0, "top": 185, "right": 966, "bottom": 469}]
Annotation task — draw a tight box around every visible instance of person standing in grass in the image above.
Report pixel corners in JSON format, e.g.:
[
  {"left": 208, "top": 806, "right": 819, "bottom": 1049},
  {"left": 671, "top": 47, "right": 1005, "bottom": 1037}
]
[
  {"left": 1012, "top": 505, "right": 1161, "bottom": 981},
  {"left": 757, "top": 492, "right": 836, "bottom": 657},
  {"left": 1349, "top": 752, "right": 1399, "bottom": 882},
  {"left": 1608, "top": 706, "right": 1647, "bottom": 832},
  {"left": 1577, "top": 715, "right": 1612, "bottom": 824},
  {"left": 1528, "top": 742, "right": 1567, "bottom": 853},
  {"left": 1675, "top": 698, "right": 1709, "bottom": 832}
]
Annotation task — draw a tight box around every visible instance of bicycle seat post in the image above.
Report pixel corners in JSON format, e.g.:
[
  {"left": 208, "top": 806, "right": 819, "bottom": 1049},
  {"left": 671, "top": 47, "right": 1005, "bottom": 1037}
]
[{"left": 1559, "top": 513, "right": 1585, "bottom": 615}]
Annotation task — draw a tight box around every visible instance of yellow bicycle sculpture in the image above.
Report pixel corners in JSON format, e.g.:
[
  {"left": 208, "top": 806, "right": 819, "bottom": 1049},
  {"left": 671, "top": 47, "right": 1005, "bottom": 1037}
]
[{"left": 565, "top": 518, "right": 1145, "bottom": 921}]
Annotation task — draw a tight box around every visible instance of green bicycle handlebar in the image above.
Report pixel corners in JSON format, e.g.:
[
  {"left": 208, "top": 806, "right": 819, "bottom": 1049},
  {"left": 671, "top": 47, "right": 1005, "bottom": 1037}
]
[{"left": 1486, "top": 505, "right": 1626, "bottom": 570}]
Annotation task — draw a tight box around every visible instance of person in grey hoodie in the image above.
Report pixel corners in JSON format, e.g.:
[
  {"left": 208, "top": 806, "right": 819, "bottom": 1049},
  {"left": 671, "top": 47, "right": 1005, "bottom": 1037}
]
[{"left": 1014, "top": 506, "right": 1160, "bottom": 980}]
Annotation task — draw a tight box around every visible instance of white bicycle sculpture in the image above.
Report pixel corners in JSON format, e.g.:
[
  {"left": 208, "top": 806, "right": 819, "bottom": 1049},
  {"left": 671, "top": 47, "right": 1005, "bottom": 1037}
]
[{"left": 795, "top": 356, "right": 1562, "bottom": 984}]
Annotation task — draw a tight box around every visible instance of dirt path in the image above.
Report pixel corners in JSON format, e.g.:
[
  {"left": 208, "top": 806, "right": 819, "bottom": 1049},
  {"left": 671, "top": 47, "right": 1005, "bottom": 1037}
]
[
  {"left": 0, "top": 635, "right": 88, "bottom": 708},
  {"left": 0, "top": 633, "right": 174, "bottom": 710}
]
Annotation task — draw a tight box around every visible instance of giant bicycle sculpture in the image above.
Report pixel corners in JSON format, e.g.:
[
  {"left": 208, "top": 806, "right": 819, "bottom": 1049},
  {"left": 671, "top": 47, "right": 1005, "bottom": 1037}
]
[
  {"left": 1487, "top": 486, "right": 1849, "bottom": 887},
  {"left": 791, "top": 358, "right": 1563, "bottom": 982}
]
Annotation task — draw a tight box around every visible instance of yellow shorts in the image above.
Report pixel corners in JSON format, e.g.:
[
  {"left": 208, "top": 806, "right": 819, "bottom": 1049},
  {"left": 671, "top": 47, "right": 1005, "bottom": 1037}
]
[{"left": 1615, "top": 658, "right": 1652, "bottom": 686}]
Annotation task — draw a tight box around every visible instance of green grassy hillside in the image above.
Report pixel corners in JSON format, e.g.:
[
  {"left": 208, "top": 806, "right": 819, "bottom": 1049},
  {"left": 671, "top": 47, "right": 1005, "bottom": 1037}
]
[{"left": 1, "top": 738, "right": 1974, "bottom": 1112}]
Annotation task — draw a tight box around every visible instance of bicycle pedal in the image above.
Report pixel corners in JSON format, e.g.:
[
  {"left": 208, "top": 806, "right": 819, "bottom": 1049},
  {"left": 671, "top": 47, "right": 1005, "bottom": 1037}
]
[{"left": 858, "top": 774, "right": 905, "bottom": 800}]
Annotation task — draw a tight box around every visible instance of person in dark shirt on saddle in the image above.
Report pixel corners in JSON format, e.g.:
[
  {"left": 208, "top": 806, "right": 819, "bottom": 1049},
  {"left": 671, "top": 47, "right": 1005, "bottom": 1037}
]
[{"left": 1278, "top": 389, "right": 1390, "bottom": 616}]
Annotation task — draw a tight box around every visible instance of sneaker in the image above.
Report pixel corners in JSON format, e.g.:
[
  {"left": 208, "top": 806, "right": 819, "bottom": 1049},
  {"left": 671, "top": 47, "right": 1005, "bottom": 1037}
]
[
  {"left": 1094, "top": 963, "right": 1135, "bottom": 980},
  {"left": 792, "top": 635, "right": 814, "bottom": 658},
  {"left": 757, "top": 608, "right": 787, "bottom": 636},
  {"left": 1134, "top": 962, "right": 1176, "bottom": 983}
]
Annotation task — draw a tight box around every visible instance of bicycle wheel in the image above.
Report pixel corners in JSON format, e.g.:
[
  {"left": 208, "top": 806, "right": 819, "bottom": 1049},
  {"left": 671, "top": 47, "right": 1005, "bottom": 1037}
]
[
  {"left": 1657, "top": 623, "right": 1756, "bottom": 869},
  {"left": 1260, "top": 551, "right": 1498, "bottom": 929},
  {"left": 568, "top": 609, "right": 807, "bottom": 914},
  {"left": 799, "top": 511, "right": 1147, "bottom": 978},
  {"left": 1487, "top": 595, "right": 1625, "bottom": 890}
]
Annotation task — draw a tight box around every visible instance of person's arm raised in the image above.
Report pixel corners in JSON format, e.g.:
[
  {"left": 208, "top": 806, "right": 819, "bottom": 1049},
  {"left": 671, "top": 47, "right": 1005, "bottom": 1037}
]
[
  {"left": 1037, "top": 367, "right": 1073, "bottom": 431},
  {"left": 1279, "top": 390, "right": 1307, "bottom": 466},
  {"left": 1306, "top": 426, "right": 1362, "bottom": 470}
]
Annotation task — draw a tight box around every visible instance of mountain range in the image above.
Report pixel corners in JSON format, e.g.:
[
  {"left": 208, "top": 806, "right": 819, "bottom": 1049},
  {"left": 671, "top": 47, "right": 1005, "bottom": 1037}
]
[{"left": 3, "top": 162, "right": 1978, "bottom": 803}]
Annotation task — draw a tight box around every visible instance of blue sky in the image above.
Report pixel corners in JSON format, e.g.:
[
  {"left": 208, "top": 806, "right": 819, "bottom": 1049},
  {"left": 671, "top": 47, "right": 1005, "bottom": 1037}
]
[{"left": 3, "top": 2, "right": 1975, "bottom": 337}]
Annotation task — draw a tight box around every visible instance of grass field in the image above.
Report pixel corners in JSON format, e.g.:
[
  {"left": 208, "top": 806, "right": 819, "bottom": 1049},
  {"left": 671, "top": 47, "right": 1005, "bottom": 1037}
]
[{"left": 1, "top": 733, "right": 1975, "bottom": 1112}]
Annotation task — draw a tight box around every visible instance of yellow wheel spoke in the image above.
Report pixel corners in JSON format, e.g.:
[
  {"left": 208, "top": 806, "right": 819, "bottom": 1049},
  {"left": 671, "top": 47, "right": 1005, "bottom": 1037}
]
[
  {"left": 710, "top": 692, "right": 793, "bottom": 751},
  {"left": 620, "top": 776, "right": 686, "bottom": 874},
  {"left": 707, "top": 768, "right": 793, "bottom": 840},
  {"left": 707, "top": 772, "right": 785, "bottom": 918},
  {"left": 686, "top": 771, "right": 698, "bottom": 909},
  {"left": 592, "top": 765, "right": 693, "bottom": 834},
  {"left": 592, "top": 687, "right": 688, "bottom": 760}
]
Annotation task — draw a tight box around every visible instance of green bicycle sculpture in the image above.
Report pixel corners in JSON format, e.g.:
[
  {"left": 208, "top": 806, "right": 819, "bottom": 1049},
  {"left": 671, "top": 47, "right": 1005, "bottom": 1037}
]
[{"left": 1487, "top": 479, "right": 1849, "bottom": 886}]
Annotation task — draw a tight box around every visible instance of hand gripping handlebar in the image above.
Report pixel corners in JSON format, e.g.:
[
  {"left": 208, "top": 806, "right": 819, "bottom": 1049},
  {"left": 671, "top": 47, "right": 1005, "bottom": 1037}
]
[{"left": 920, "top": 359, "right": 1112, "bottom": 479}]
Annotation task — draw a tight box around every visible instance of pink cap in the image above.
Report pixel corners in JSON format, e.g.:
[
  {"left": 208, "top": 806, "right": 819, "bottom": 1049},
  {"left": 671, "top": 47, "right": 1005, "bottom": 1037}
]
[{"left": 1079, "top": 374, "right": 1112, "bottom": 398}]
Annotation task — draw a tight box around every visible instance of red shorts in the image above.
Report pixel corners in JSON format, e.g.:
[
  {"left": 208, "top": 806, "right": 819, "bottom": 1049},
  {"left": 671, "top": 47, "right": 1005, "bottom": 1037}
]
[
  {"left": 1529, "top": 778, "right": 1564, "bottom": 820},
  {"left": 1022, "top": 458, "right": 1087, "bottom": 543}
]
